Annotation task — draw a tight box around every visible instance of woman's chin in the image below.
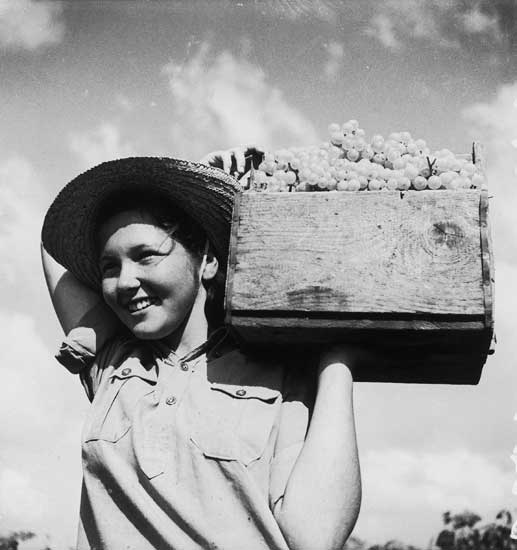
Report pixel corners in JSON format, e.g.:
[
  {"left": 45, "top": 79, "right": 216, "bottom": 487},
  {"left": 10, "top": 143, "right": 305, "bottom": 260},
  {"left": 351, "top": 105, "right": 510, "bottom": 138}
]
[{"left": 128, "top": 321, "right": 178, "bottom": 342}]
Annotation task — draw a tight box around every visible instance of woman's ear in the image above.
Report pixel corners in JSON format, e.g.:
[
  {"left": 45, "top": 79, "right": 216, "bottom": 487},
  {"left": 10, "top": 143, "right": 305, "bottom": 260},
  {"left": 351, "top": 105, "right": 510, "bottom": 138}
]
[{"left": 201, "top": 251, "right": 218, "bottom": 281}]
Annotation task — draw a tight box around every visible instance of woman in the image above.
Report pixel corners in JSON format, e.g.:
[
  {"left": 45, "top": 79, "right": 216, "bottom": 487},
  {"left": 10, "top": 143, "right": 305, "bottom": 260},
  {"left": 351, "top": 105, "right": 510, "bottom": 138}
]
[{"left": 41, "top": 154, "right": 361, "bottom": 550}]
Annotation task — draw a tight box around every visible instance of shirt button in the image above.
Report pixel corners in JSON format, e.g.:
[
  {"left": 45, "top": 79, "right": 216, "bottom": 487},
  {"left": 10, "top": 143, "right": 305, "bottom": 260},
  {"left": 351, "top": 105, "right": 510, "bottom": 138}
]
[
  {"left": 165, "top": 396, "right": 177, "bottom": 405},
  {"left": 236, "top": 389, "right": 246, "bottom": 397},
  {"left": 180, "top": 362, "right": 189, "bottom": 371},
  {"left": 121, "top": 368, "right": 131, "bottom": 376}
]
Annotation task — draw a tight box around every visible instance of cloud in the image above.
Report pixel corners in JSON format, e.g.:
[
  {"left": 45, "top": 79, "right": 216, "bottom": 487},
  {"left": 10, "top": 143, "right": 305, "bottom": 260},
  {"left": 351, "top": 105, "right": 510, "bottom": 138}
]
[
  {"left": 354, "top": 449, "right": 510, "bottom": 546},
  {"left": 162, "top": 43, "right": 318, "bottom": 160},
  {"left": 0, "top": 0, "right": 64, "bottom": 51},
  {"left": 461, "top": 8, "right": 500, "bottom": 36},
  {"left": 0, "top": 155, "right": 47, "bottom": 290},
  {"left": 324, "top": 41, "right": 345, "bottom": 79},
  {"left": 0, "top": 311, "right": 85, "bottom": 548},
  {"left": 365, "top": 14, "right": 401, "bottom": 50},
  {"left": 69, "top": 122, "right": 135, "bottom": 169},
  {"left": 365, "top": 0, "right": 503, "bottom": 51},
  {"left": 462, "top": 81, "right": 517, "bottom": 265}
]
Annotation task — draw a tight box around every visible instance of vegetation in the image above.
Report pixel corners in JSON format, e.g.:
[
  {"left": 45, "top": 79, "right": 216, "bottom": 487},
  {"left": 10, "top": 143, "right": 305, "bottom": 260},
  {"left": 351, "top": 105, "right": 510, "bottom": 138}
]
[{"left": 1, "top": 509, "right": 514, "bottom": 550}]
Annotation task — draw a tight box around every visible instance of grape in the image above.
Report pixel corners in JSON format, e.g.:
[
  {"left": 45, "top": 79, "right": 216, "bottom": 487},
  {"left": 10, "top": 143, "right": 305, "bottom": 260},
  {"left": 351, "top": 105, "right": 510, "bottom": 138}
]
[
  {"left": 404, "top": 164, "right": 419, "bottom": 181},
  {"left": 357, "top": 175, "right": 368, "bottom": 190},
  {"left": 387, "top": 178, "right": 399, "bottom": 191},
  {"left": 344, "top": 179, "right": 359, "bottom": 191},
  {"left": 328, "top": 122, "right": 341, "bottom": 134},
  {"left": 327, "top": 179, "right": 338, "bottom": 191},
  {"left": 346, "top": 149, "right": 360, "bottom": 162},
  {"left": 336, "top": 180, "right": 348, "bottom": 191},
  {"left": 387, "top": 149, "right": 402, "bottom": 162},
  {"left": 413, "top": 176, "right": 427, "bottom": 190},
  {"left": 361, "top": 146, "right": 375, "bottom": 160},
  {"left": 406, "top": 142, "right": 419, "bottom": 155},
  {"left": 284, "top": 171, "right": 297, "bottom": 185},
  {"left": 397, "top": 176, "right": 411, "bottom": 191},
  {"left": 428, "top": 175, "right": 442, "bottom": 190},
  {"left": 368, "top": 178, "right": 383, "bottom": 191},
  {"left": 471, "top": 173, "right": 485, "bottom": 188}
]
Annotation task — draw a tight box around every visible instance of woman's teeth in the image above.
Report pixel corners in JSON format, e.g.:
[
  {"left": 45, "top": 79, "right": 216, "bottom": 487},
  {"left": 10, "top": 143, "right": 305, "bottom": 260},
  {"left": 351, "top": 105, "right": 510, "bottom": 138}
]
[{"left": 128, "top": 298, "right": 155, "bottom": 312}]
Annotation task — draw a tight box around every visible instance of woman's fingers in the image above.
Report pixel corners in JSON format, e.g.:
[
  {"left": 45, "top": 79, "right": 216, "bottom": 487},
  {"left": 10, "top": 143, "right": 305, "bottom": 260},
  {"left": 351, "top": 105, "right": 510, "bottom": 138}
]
[{"left": 200, "top": 146, "right": 265, "bottom": 176}]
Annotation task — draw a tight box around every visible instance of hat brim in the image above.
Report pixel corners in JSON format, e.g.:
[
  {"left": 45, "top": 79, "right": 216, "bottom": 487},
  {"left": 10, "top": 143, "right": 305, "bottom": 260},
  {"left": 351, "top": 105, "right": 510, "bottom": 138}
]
[{"left": 42, "top": 157, "right": 242, "bottom": 291}]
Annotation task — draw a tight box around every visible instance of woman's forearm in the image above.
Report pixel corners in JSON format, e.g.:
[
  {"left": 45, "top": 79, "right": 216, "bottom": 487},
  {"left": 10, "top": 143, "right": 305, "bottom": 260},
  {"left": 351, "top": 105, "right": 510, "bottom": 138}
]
[
  {"left": 41, "top": 243, "right": 118, "bottom": 341},
  {"left": 275, "top": 359, "right": 361, "bottom": 550}
]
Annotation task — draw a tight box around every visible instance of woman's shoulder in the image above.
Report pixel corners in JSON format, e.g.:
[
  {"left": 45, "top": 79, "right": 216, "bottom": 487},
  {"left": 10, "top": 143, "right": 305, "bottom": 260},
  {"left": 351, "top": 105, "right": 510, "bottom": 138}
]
[{"left": 207, "top": 347, "right": 316, "bottom": 402}]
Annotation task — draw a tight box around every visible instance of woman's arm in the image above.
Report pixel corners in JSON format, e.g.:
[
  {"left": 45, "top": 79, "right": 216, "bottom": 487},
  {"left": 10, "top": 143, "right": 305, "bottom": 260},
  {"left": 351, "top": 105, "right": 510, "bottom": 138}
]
[
  {"left": 41, "top": 243, "right": 119, "bottom": 344},
  {"left": 274, "top": 349, "right": 361, "bottom": 550}
]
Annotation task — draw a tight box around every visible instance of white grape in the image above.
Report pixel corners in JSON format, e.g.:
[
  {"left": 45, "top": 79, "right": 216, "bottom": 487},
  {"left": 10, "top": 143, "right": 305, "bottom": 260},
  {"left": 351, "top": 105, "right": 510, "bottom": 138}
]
[
  {"left": 428, "top": 175, "right": 442, "bottom": 189},
  {"left": 471, "top": 173, "right": 485, "bottom": 188},
  {"left": 413, "top": 176, "right": 427, "bottom": 190},
  {"left": 346, "top": 149, "right": 360, "bottom": 162},
  {"left": 397, "top": 176, "right": 411, "bottom": 191}
]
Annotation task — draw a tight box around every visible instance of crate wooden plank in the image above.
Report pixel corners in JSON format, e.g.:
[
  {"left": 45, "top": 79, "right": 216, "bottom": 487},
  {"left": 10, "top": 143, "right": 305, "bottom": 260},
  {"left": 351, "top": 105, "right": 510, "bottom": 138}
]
[{"left": 228, "top": 190, "right": 484, "bottom": 316}]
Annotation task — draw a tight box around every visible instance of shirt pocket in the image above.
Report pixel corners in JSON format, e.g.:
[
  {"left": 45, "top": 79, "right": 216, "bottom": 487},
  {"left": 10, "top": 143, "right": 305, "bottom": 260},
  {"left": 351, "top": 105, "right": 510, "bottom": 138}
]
[
  {"left": 190, "top": 383, "right": 281, "bottom": 466},
  {"left": 83, "top": 359, "right": 157, "bottom": 444}
]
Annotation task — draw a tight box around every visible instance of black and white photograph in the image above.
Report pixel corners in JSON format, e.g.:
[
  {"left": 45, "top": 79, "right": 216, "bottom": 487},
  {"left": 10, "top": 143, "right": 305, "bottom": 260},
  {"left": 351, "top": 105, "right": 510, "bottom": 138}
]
[{"left": 0, "top": 1, "right": 516, "bottom": 549}]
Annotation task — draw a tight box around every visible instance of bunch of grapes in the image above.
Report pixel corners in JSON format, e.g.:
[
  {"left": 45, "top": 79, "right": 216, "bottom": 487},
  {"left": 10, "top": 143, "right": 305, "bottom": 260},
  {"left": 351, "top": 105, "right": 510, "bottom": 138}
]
[{"left": 247, "top": 120, "right": 485, "bottom": 193}]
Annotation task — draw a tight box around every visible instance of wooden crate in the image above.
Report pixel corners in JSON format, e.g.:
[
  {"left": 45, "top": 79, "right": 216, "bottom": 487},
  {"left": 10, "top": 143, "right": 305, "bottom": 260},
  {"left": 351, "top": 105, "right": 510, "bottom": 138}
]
[{"left": 225, "top": 156, "right": 494, "bottom": 384}]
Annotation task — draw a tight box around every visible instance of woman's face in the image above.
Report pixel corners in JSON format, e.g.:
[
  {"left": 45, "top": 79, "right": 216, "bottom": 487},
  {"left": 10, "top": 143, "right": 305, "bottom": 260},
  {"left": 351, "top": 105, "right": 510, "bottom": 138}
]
[{"left": 97, "top": 209, "right": 205, "bottom": 341}]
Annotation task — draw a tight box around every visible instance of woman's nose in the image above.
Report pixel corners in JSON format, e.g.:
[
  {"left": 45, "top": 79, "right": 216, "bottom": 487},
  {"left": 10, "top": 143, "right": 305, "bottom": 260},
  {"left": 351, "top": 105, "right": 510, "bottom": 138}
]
[{"left": 117, "top": 262, "right": 140, "bottom": 292}]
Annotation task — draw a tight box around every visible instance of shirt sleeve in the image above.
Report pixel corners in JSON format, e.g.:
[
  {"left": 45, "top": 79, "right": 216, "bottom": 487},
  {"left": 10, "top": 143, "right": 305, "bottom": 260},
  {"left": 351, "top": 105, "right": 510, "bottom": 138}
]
[
  {"left": 55, "top": 326, "right": 98, "bottom": 374},
  {"left": 56, "top": 326, "right": 128, "bottom": 402},
  {"left": 269, "top": 363, "right": 315, "bottom": 512}
]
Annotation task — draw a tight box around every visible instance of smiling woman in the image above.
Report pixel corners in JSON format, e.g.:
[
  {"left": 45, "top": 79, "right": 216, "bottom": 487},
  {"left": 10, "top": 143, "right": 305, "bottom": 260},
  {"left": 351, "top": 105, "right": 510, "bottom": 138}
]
[{"left": 40, "top": 155, "right": 361, "bottom": 550}]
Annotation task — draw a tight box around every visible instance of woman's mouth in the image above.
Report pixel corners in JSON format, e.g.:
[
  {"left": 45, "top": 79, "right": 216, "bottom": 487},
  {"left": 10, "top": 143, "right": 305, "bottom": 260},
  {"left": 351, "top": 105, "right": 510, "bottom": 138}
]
[{"left": 126, "top": 297, "right": 158, "bottom": 313}]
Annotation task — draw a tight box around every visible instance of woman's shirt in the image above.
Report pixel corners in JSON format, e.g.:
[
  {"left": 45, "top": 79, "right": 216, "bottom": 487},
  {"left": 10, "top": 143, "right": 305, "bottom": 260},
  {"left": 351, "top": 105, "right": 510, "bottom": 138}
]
[{"left": 57, "top": 331, "right": 313, "bottom": 550}]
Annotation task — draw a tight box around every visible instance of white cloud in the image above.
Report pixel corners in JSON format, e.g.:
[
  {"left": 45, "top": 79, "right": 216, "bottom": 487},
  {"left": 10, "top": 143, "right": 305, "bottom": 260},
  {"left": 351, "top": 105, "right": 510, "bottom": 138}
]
[
  {"left": 0, "top": 311, "right": 86, "bottom": 548},
  {"left": 462, "top": 81, "right": 517, "bottom": 265},
  {"left": 324, "top": 41, "right": 345, "bottom": 79},
  {"left": 365, "top": 0, "right": 504, "bottom": 51},
  {"left": 0, "top": 0, "right": 64, "bottom": 51},
  {"left": 461, "top": 8, "right": 499, "bottom": 36},
  {"left": 365, "top": 14, "right": 401, "bottom": 50},
  {"left": 69, "top": 122, "right": 135, "bottom": 169},
  {"left": 354, "top": 449, "right": 511, "bottom": 546},
  {"left": 162, "top": 43, "right": 318, "bottom": 160},
  {"left": 0, "top": 155, "right": 46, "bottom": 288}
]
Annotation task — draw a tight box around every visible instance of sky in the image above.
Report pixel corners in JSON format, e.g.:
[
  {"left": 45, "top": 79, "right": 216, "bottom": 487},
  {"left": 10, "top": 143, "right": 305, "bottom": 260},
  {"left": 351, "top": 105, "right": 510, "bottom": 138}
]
[{"left": 0, "top": 0, "right": 517, "bottom": 548}]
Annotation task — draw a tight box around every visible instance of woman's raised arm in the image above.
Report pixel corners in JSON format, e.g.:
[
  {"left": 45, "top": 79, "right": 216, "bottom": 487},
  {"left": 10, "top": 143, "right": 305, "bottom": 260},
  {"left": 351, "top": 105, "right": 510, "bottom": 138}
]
[
  {"left": 41, "top": 243, "right": 119, "bottom": 345},
  {"left": 273, "top": 348, "right": 362, "bottom": 550}
]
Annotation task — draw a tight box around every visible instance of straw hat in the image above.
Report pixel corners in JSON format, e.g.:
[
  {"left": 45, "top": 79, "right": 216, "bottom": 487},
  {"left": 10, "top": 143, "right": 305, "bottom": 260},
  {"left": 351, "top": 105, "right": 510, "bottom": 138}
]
[{"left": 42, "top": 157, "right": 242, "bottom": 291}]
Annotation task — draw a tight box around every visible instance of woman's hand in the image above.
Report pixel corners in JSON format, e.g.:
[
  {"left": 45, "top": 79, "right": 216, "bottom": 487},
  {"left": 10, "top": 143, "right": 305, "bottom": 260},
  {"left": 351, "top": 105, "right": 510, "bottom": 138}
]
[
  {"left": 199, "top": 145, "right": 264, "bottom": 179},
  {"left": 318, "top": 343, "right": 371, "bottom": 381}
]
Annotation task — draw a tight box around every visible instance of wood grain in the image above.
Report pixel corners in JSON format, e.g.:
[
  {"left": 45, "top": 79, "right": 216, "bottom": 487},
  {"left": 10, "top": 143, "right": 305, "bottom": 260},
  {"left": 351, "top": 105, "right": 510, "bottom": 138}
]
[{"left": 228, "top": 190, "right": 485, "bottom": 316}]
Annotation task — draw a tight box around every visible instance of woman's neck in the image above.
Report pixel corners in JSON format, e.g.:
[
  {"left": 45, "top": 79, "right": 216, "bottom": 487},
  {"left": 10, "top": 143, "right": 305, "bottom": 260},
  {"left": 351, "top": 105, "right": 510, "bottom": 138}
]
[{"left": 162, "top": 284, "right": 209, "bottom": 359}]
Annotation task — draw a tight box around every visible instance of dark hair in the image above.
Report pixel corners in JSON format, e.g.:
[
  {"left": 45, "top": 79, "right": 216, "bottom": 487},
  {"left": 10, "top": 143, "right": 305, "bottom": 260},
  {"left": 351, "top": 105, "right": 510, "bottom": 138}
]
[{"left": 95, "top": 190, "right": 226, "bottom": 330}]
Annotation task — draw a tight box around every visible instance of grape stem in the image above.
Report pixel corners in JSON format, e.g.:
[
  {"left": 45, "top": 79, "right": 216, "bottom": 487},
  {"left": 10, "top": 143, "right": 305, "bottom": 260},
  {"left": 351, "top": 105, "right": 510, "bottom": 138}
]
[{"left": 426, "top": 156, "right": 437, "bottom": 175}]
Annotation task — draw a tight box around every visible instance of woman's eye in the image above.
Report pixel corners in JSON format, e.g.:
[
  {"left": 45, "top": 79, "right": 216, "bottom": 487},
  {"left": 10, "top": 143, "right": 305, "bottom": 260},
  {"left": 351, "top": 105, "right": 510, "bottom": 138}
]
[
  {"left": 138, "top": 251, "right": 158, "bottom": 263},
  {"left": 100, "top": 262, "right": 118, "bottom": 275}
]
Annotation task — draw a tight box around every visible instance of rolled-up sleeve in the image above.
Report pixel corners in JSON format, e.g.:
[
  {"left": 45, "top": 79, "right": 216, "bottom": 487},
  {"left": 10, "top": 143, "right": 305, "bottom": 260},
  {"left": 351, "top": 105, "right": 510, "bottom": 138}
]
[
  {"left": 269, "top": 365, "right": 315, "bottom": 511},
  {"left": 56, "top": 327, "right": 98, "bottom": 374}
]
